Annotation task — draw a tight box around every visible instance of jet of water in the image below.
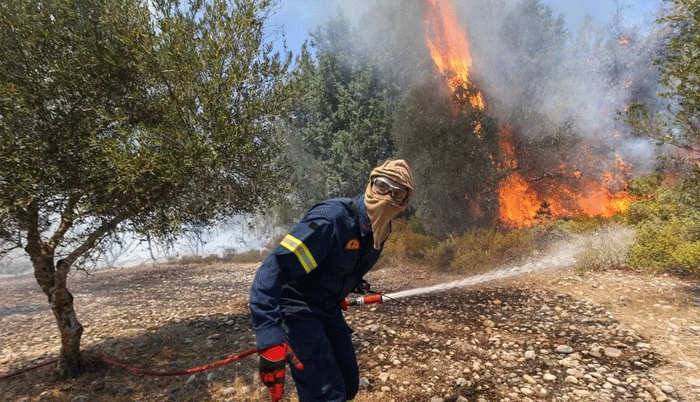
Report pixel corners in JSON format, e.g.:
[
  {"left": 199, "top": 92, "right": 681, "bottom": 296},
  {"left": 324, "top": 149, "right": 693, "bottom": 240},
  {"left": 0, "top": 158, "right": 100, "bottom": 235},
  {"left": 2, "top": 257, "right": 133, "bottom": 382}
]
[{"left": 383, "top": 242, "right": 580, "bottom": 300}]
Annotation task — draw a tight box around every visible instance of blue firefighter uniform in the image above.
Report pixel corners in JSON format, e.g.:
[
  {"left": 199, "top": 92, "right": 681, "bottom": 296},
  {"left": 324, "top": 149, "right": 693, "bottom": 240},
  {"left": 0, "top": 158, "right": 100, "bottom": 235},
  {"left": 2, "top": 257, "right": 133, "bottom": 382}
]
[{"left": 249, "top": 194, "right": 382, "bottom": 402}]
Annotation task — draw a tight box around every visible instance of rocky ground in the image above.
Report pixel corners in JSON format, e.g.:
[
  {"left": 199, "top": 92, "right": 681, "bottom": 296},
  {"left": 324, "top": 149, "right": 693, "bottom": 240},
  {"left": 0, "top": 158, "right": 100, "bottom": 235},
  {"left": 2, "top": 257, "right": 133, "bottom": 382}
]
[{"left": 1, "top": 256, "right": 699, "bottom": 402}]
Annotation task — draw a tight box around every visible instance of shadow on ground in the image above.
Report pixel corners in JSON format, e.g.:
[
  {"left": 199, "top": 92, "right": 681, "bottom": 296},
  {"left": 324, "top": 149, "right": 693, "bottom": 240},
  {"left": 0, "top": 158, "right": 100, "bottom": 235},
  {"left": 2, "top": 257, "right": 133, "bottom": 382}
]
[{"left": 2, "top": 312, "right": 262, "bottom": 402}]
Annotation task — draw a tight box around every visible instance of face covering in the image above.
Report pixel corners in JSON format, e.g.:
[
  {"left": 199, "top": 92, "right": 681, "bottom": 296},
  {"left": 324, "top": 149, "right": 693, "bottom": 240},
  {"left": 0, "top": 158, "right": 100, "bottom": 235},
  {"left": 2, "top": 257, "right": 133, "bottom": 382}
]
[{"left": 364, "top": 159, "right": 414, "bottom": 250}]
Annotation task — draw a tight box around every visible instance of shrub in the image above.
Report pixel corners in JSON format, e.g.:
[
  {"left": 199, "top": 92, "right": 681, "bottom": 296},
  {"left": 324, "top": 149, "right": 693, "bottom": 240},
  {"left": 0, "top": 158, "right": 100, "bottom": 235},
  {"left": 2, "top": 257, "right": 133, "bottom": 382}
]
[
  {"left": 382, "top": 219, "right": 438, "bottom": 264},
  {"left": 202, "top": 254, "right": 221, "bottom": 264},
  {"left": 428, "top": 236, "right": 458, "bottom": 272},
  {"left": 430, "top": 228, "right": 538, "bottom": 274},
  {"left": 627, "top": 217, "right": 700, "bottom": 274},
  {"left": 624, "top": 171, "right": 700, "bottom": 276},
  {"left": 177, "top": 255, "right": 204, "bottom": 264},
  {"left": 670, "top": 241, "right": 700, "bottom": 275},
  {"left": 627, "top": 172, "right": 665, "bottom": 197},
  {"left": 232, "top": 249, "right": 268, "bottom": 264},
  {"left": 625, "top": 198, "right": 676, "bottom": 225},
  {"left": 537, "top": 216, "right": 608, "bottom": 237},
  {"left": 573, "top": 225, "right": 636, "bottom": 273}
]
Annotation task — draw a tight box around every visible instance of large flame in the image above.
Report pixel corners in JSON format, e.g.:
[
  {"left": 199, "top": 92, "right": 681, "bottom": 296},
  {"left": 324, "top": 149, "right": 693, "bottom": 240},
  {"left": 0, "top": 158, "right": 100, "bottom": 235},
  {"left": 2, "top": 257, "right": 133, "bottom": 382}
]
[
  {"left": 423, "top": 0, "right": 484, "bottom": 109},
  {"left": 497, "top": 171, "right": 632, "bottom": 228},
  {"left": 496, "top": 131, "right": 633, "bottom": 227},
  {"left": 422, "top": 0, "right": 632, "bottom": 227}
]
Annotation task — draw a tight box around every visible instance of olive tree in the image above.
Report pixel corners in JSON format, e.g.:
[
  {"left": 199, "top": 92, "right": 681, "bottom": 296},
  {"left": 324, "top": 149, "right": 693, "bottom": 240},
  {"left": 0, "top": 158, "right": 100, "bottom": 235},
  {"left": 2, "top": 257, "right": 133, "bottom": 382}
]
[
  {"left": 0, "top": 0, "right": 291, "bottom": 377},
  {"left": 627, "top": 0, "right": 700, "bottom": 160},
  {"left": 623, "top": 0, "right": 700, "bottom": 274}
]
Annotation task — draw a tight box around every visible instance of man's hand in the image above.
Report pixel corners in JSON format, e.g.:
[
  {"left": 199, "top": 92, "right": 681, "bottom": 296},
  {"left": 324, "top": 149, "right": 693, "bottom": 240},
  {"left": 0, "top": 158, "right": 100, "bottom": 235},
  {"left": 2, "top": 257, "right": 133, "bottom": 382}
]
[
  {"left": 352, "top": 279, "right": 371, "bottom": 294},
  {"left": 258, "top": 343, "right": 304, "bottom": 402}
]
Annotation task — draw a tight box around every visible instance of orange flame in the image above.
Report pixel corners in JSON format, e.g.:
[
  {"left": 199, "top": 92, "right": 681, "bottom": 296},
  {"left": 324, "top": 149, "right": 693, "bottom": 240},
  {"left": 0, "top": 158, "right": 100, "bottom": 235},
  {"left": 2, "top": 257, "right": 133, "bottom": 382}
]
[
  {"left": 423, "top": 0, "right": 484, "bottom": 110},
  {"left": 497, "top": 133, "right": 633, "bottom": 227},
  {"left": 497, "top": 171, "right": 632, "bottom": 228},
  {"left": 499, "top": 126, "right": 518, "bottom": 169},
  {"left": 423, "top": 0, "right": 633, "bottom": 227},
  {"left": 497, "top": 173, "right": 542, "bottom": 227}
]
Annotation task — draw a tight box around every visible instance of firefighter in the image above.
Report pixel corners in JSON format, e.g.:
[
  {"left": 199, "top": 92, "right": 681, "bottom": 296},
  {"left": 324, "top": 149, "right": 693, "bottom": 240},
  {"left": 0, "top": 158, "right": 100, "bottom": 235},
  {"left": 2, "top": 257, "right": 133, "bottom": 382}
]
[{"left": 249, "top": 159, "right": 414, "bottom": 402}]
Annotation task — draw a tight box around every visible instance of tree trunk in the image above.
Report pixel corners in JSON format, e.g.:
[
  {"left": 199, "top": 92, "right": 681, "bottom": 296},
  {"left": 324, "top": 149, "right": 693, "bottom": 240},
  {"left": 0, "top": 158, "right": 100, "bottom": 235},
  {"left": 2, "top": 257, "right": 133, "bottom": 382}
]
[
  {"left": 33, "top": 257, "right": 85, "bottom": 378},
  {"left": 51, "top": 286, "right": 84, "bottom": 378}
]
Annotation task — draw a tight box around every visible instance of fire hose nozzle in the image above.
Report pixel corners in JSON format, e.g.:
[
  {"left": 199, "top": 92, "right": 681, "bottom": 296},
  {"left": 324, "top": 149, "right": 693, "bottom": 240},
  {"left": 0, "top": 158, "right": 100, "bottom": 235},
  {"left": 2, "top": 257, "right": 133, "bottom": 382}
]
[{"left": 341, "top": 294, "right": 384, "bottom": 309}]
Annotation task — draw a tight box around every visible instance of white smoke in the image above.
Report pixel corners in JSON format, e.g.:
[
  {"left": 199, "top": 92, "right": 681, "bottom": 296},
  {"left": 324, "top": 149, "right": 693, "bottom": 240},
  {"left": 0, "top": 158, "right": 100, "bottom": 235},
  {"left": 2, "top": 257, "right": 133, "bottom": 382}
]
[
  {"left": 347, "top": 0, "right": 666, "bottom": 177},
  {"left": 454, "top": 0, "right": 664, "bottom": 175}
]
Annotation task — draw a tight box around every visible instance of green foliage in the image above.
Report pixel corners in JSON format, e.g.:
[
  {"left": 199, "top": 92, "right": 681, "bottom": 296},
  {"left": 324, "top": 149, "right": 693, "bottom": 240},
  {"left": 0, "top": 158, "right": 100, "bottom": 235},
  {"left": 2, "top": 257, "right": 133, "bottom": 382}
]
[
  {"left": 670, "top": 240, "right": 700, "bottom": 273},
  {"left": 626, "top": 0, "right": 700, "bottom": 161},
  {"left": 380, "top": 219, "right": 437, "bottom": 265},
  {"left": 625, "top": 170, "right": 700, "bottom": 276},
  {"left": 283, "top": 13, "right": 399, "bottom": 211},
  {"left": 628, "top": 217, "right": 699, "bottom": 274},
  {"left": 0, "top": 0, "right": 292, "bottom": 266},
  {"left": 394, "top": 78, "right": 503, "bottom": 238},
  {"left": 538, "top": 217, "right": 609, "bottom": 235},
  {"left": 659, "top": 0, "right": 700, "bottom": 143},
  {"left": 384, "top": 216, "right": 642, "bottom": 276},
  {"left": 626, "top": 173, "right": 666, "bottom": 197},
  {"left": 626, "top": 197, "right": 677, "bottom": 225}
]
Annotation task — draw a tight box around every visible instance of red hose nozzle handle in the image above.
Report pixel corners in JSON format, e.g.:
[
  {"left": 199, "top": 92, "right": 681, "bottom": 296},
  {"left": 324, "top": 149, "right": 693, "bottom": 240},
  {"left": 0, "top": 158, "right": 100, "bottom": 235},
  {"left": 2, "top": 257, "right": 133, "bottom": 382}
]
[{"left": 341, "top": 294, "right": 384, "bottom": 309}]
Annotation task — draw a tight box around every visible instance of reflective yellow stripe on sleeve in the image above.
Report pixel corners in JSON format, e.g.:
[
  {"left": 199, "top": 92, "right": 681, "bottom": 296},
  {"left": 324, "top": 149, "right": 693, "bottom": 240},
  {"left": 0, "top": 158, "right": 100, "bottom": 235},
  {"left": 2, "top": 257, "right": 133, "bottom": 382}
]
[{"left": 280, "top": 234, "right": 318, "bottom": 273}]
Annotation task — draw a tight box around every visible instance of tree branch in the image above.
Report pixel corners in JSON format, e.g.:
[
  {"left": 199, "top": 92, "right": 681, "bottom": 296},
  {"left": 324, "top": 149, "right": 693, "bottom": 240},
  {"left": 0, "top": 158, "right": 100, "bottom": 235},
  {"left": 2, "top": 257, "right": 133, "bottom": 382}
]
[
  {"left": 61, "top": 214, "right": 127, "bottom": 268},
  {"left": 23, "top": 199, "right": 45, "bottom": 257},
  {"left": 48, "top": 193, "right": 82, "bottom": 252}
]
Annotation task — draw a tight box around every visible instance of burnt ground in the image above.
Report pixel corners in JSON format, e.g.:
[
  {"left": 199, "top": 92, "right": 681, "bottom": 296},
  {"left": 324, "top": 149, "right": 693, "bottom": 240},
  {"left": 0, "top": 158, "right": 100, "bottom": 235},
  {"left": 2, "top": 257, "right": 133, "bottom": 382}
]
[{"left": 0, "top": 259, "right": 699, "bottom": 402}]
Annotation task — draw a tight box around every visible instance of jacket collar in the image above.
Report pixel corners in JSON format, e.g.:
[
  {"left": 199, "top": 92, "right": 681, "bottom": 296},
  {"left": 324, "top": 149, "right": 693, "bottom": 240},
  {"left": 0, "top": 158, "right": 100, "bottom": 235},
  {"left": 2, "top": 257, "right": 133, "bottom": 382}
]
[{"left": 354, "top": 194, "right": 372, "bottom": 237}]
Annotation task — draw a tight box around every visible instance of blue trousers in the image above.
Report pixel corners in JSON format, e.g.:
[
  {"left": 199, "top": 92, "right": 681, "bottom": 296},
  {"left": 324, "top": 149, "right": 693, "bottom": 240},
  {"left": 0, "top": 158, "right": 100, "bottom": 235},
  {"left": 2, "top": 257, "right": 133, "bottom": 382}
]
[{"left": 282, "top": 311, "right": 358, "bottom": 402}]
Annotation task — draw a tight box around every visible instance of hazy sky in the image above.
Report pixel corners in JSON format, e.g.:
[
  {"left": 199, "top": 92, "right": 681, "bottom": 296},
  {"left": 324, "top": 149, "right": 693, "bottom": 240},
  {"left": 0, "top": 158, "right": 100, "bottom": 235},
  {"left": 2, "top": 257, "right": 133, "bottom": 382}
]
[
  {"left": 266, "top": 0, "right": 376, "bottom": 52},
  {"left": 266, "top": 0, "right": 663, "bottom": 54}
]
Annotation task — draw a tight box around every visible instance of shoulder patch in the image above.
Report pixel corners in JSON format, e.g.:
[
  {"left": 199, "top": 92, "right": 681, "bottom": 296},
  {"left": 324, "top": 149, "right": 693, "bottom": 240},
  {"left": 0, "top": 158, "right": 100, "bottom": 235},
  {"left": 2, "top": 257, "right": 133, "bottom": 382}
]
[{"left": 344, "top": 238, "right": 361, "bottom": 251}]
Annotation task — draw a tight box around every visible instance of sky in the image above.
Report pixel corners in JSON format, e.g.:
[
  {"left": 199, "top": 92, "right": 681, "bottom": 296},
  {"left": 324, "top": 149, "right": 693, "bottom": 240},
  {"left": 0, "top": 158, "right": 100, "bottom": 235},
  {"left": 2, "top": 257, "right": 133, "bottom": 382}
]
[
  {"left": 548, "top": 0, "right": 662, "bottom": 27},
  {"left": 265, "top": 1, "right": 376, "bottom": 53},
  {"left": 266, "top": 0, "right": 663, "bottom": 55}
]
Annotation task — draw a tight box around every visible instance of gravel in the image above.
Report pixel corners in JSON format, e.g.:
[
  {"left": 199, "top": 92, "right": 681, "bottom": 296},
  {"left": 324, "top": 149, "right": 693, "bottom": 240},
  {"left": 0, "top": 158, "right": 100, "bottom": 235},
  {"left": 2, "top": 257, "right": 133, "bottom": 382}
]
[{"left": 1, "top": 260, "right": 699, "bottom": 402}]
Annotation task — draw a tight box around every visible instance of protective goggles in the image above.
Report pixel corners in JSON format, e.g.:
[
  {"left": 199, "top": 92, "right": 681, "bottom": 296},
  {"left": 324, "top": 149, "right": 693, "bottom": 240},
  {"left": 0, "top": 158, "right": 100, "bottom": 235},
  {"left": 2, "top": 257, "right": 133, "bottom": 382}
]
[{"left": 372, "top": 176, "right": 410, "bottom": 205}]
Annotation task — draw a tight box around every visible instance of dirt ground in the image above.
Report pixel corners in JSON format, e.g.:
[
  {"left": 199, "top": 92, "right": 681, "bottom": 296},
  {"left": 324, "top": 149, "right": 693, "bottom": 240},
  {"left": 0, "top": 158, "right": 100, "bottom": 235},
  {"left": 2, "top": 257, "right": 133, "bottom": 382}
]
[
  {"left": 504, "top": 267, "right": 700, "bottom": 401},
  {"left": 0, "top": 260, "right": 699, "bottom": 402}
]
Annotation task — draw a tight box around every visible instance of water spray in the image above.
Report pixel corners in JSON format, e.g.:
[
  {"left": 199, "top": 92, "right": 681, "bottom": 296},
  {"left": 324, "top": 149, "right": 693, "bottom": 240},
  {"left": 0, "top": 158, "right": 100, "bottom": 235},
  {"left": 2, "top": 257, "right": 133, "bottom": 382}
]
[{"left": 342, "top": 243, "right": 579, "bottom": 307}]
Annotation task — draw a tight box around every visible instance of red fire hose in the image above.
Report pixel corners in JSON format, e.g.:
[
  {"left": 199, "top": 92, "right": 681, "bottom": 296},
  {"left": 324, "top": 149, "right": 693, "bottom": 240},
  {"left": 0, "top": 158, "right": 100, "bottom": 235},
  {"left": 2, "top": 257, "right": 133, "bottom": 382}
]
[
  {"left": 0, "top": 358, "right": 59, "bottom": 380},
  {"left": 0, "top": 348, "right": 259, "bottom": 380},
  {"left": 99, "top": 347, "right": 258, "bottom": 376},
  {"left": 341, "top": 293, "right": 385, "bottom": 308},
  {"left": 1, "top": 295, "right": 386, "bottom": 380}
]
